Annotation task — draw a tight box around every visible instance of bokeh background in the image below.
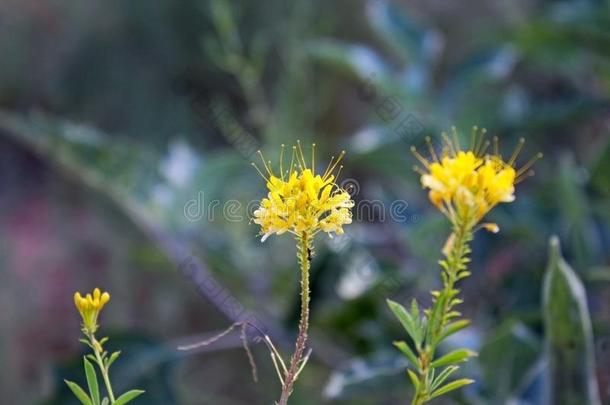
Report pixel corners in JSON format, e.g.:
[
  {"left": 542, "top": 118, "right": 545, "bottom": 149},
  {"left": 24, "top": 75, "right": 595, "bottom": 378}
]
[{"left": 1, "top": 0, "right": 610, "bottom": 404}]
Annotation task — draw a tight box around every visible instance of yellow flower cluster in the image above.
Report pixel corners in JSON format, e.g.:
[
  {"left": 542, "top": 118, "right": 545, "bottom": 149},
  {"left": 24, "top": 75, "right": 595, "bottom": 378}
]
[
  {"left": 413, "top": 127, "right": 541, "bottom": 230},
  {"left": 74, "top": 288, "right": 110, "bottom": 334},
  {"left": 253, "top": 142, "right": 354, "bottom": 241}
]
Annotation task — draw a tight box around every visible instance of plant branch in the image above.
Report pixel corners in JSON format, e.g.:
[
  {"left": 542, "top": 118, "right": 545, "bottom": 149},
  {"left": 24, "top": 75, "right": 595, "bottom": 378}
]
[
  {"left": 278, "top": 232, "right": 312, "bottom": 405},
  {"left": 88, "top": 333, "right": 116, "bottom": 404},
  {"left": 411, "top": 214, "right": 473, "bottom": 404}
]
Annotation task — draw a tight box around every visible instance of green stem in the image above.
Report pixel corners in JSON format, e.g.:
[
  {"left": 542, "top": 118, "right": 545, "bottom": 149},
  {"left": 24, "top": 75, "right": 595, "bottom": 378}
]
[
  {"left": 278, "top": 232, "right": 312, "bottom": 405},
  {"left": 412, "top": 216, "right": 473, "bottom": 404},
  {"left": 89, "top": 333, "right": 116, "bottom": 404}
]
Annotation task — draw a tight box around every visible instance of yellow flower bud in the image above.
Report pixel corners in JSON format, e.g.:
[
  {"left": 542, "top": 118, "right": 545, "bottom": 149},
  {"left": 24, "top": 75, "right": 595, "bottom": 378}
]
[{"left": 73, "top": 287, "right": 111, "bottom": 334}]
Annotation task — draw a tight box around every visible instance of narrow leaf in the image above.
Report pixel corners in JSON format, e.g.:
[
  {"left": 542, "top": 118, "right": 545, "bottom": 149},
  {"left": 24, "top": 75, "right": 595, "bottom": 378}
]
[
  {"left": 429, "top": 378, "right": 474, "bottom": 399},
  {"left": 543, "top": 236, "right": 601, "bottom": 404},
  {"left": 406, "top": 369, "right": 420, "bottom": 391},
  {"left": 387, "top": 299, "right": 422, "bottom": 346},
  {"left": 107, "top": 351, "right": 121, "bottom": 369},
  {"left": 430, "top": 349, "right": 476, "bottom": 369},
  {"left": 431, "top": 366, "right": 459, "bottom": 392},
  {"left": 64, "top": 380, "right": 93, "bottom": 405},
  {"left": 438, "top": 319, "right": 470, "bottom": 342},
  {"left": 393, "top": 341, "right": 420, "bottom": 370},
  {"left": 83, "top": 358, "right": 100, "bottom": 405},
  {"left": 114, "top": 389, "right": 145, "bottom": 405}
]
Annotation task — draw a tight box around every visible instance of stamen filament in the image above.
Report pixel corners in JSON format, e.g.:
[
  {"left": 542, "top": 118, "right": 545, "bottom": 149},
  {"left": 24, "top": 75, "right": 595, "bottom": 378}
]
[
  {"left": 451, "top": 126, "right": 461, "bottom": 151},
  {"left": 296, "top": 140, "right": 307, "bottom": 169},
  {"left": 324, "top": 151, "right": 345, "bottom": 180},
  {"left": 517, "top": 153, "right": 543, "bottom": 176},
  {"left": 475, "top": 128, "right": 487, "bottom": 156},
  {"left": 252, "top": 162, "right": 270, "bottom": 182},
  {"left": 280, "top": 144, "right": 285, "bottom": 181},
  {"left": 470, "top": 126, "right": 478, "bottom": 150},
  {"left": 426, "top": 136, "right": 439, "bottom": 162},
  {"left": 442, "top": 133, "right": 457, "bottom": 156},
  {"left": 257, "top": 150, "right": 273, "bottom": 176},
  {"left": 411, "top": 146, "right": 430, "bottom": 168},
  {"left": 509, "top": 138, "right": 526, "bottom": 166}
]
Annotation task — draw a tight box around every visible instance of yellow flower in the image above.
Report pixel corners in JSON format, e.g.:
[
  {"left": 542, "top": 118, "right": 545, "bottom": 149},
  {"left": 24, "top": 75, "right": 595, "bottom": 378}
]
[
  {"left": 252, "top": 142, "right": 354, "bottom": 241},
  {"left": 74, "top": 288, "right": 110, "bottom": 334},
  {"left": 413, "top": 127, "right": 541, "bottom": 230}
]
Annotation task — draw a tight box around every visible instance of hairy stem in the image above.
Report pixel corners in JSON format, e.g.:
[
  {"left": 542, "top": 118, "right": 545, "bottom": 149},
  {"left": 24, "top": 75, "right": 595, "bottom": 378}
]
[
  {"left": 278, "top": 232, "right": 312, "bottom": 405},
  {"left": 89, "top": 333, "right": 116, "bottom": 403},
  {"left": 411, "top": 216, "right": 473, "bottom": 404}
]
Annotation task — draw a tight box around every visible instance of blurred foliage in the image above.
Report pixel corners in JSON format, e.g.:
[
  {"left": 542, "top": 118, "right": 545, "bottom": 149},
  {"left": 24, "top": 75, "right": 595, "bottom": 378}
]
[
  {"left": 0, "top": 0, "right": 609, "bottom": 404},
  {"left": 543, "top": 237, "right": 600, "bottom": 405}
]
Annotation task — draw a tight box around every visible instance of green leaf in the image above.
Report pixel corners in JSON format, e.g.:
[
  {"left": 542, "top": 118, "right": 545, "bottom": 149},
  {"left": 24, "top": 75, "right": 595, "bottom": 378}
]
[
  {"left": 83, "top": 357, "right": 100, "bottom": 405},
  {"left": 429, "top": 378, "right": 474, "bottom": 399},
  {"left": 438, "top": 319, "right": 470, "bottom": 342},
  {"left": 430, "top": 366, "right": 459, "bottom": 392},
  {"left": 114, "top": 390, "right": 145, "bottom": 405},
  {"left": 543, "top": 236, "right": 601, "bottom": 404},
  {"left": 64, "top": 380, "right": 93, "bottom": 405},
  {"left": 101, "top": 398, "right": 109, "bottom": 405},
  {"left": 79, "top": 338, "right": 93, "bottom": 348},
  {"left": 406, "top": 369, "right": 420, "bottom": 391},
  {"left": 430, "top": 349, "right": 477, "bottom": 369},
  {"left": 393, "top": 341, "right": 420, "bottom": 370},
  {"left": 387, "top": 299, "right": 422, "bottom": 347},
  {"left": 410, "top": 299, "right": 420, "bottom": 321},
  {"left": 107, "top": 351, "right": 121, "bottom": 369},
  {"left": 427, "top": 293, "right": 448, "bottom": 341}
]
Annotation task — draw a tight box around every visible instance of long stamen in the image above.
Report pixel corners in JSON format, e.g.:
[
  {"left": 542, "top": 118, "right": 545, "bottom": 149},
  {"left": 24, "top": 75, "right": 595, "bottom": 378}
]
[
  {"left": 410, "top": 146, "right": 430, "bottom": 168},
  {"left": 296, "top": 140, "right": 307, "bottom": 169},
  {"left": 493, "top": 136, "right": 500, "bottom": 158},
  {"left": 335, "top": 165, "right": 344, "bottom": 185},
  {"left": 516, "top": 169, "right": 535, "bottom": 184},
  {"left": 324, "top": 151, "right": 346, "bottom": 180},
  {"left": 413, "top": 165, "right": 426, "bottom": 176},
  {"left": 479, "top": 139, "right": 491, "bottom": 157},
  {"left": 257, "top": 150, "right": 273, "bottom": 176},
  {"left": 323, "top": 155, "right": 335, "bottom": 179},
  {"left": 451, "top": 126, "right": 461, "bottom": 151},
  {"left": 442, "top": 132, "right": 456, "bottom": 157},
  {"left": 252, "top": 162, "right": 270, "bottom": 182},
  {"left": 312, "top": 143, "right": 316, "bottom": 174},
  {"left": 470, "top": 126, "right": 478, "bottom": 150},
  {"left": 290, "top": 146, "right": 297, "bottom": 175},
  {"left": 508, "top": 138, "right": 525, "bottom": 166},
  {"left": 426, "top": 136, "right": 439, "bottom": 162},
  {"left": 517, "top": 152, "right": 543, "bottom": 176},
  {"left": 475, "top": 128, "right": 487, "bottom": 156},
  {"left": 278, "top": 144, "right": 285, "bottom": 181}
]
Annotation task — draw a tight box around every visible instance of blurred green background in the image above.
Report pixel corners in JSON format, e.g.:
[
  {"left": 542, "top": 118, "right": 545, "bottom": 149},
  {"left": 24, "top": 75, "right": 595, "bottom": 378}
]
[{"left": 0, "top": 0, "right": 609, "bottom": 404}]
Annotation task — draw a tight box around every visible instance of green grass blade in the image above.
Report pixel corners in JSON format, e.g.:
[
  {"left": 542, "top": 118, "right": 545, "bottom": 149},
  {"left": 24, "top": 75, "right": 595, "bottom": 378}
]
[{"left": 543, "top": 236, "right": 601, "bottom": 405}]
